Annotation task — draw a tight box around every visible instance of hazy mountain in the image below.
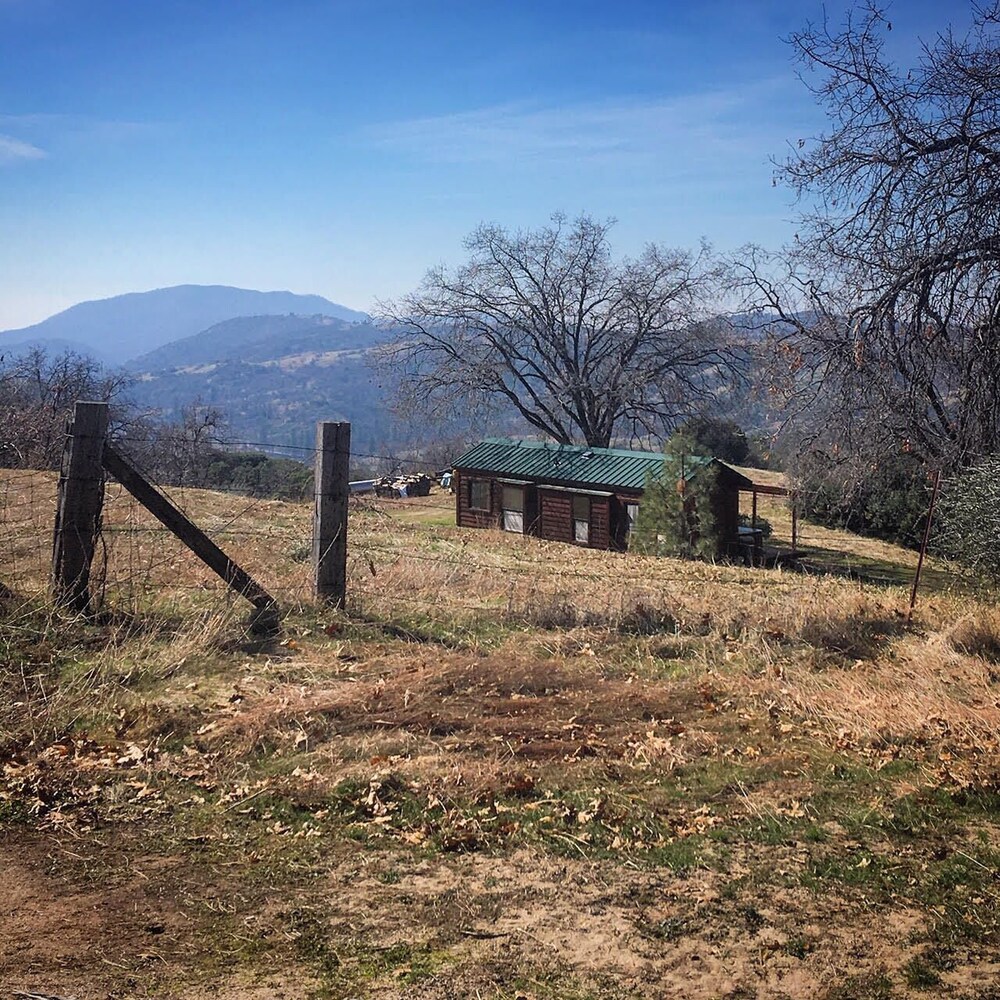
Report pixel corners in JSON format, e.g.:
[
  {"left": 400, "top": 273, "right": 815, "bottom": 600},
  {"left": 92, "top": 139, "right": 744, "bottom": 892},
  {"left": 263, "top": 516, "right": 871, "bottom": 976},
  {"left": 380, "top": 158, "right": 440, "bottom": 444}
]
[
  {"left": 0, "top": 285, "right": 369, "bottom": 364},
  {"left": 0, "top": 336, "right": 97, "bottom": 360},
  {"left": 126, "top": 313, "right": 398, "bottom": 453}
]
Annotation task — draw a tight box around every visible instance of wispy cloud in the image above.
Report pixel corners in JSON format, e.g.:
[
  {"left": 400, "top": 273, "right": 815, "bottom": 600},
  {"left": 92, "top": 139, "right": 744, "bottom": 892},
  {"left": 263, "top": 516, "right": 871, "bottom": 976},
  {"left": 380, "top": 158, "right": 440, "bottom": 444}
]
[
  {"left": 0, "top": 112, "right": 163, "bottom": 154},
  {"left": 0, "top": 133, "right": 45, "bottom": 164},
  {"left": 362, "top": 83, "right": 804, "bottom": 172}
]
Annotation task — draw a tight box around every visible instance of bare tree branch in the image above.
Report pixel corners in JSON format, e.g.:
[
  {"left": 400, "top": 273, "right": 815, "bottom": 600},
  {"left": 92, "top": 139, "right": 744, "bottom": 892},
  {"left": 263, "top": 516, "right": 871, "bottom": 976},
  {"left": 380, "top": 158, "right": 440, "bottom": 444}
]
[{"left": 734, "top": 3, "right": 1000, "bottom": 470}]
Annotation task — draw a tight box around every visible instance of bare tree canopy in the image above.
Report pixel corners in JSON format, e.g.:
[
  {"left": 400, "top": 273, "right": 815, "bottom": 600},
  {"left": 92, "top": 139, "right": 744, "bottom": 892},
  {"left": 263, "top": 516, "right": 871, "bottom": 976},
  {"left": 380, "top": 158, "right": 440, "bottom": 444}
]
[
  {"left": 377, "top": 214, "right": 732, "bottom": 449},
  {"left": 0, "top": 348, "right": 132, "bottom": 469},
  {"left": 733, "top": 2, "right": 1000, "bottom": 468}
]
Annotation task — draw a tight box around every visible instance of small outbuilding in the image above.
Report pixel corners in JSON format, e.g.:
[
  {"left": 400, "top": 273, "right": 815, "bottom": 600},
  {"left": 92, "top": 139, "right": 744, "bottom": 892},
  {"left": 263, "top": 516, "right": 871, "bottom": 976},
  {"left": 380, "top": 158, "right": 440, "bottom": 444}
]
[{"left": 452, "top": 438, "right": 779, "bottom": 554}]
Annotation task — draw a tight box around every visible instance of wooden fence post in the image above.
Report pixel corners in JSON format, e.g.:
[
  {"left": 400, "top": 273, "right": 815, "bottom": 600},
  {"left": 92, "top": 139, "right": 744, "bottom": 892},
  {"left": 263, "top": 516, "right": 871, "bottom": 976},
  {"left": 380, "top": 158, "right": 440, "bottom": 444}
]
[
  {"left": 907, "top": 468, "right": 942, "bottom": 625},
  {"left": 52, "top": 400, "right": 109, "bottom": 612},
  {"left": 791, "top": 494, "right": 799, "bottom": 556},
  {"left": 313, "top": 421, "right": 350, "bottom": 607}
]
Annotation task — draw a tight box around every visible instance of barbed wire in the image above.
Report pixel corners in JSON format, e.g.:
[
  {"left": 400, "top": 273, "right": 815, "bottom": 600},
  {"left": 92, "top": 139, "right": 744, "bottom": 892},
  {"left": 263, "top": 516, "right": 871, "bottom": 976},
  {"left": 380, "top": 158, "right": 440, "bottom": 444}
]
[{"left": 222, "top": 439, "right": 453, "bottom": 471}]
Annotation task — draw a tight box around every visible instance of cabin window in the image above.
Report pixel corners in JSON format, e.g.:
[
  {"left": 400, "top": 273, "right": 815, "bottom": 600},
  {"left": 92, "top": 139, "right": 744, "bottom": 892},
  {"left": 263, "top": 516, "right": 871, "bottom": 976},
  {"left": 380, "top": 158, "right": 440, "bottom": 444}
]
[
  {"left": 501, "top": 485, "right": 524, "bottom": 533},
  {"left": 469, "top": 479, "right": 491, "bottom": 511},
  {"left": 572, "top": 494, "right": 590, "bottom": 544},
  {"left": 625, "top": 503, "right": 639, "bottom": 534}
]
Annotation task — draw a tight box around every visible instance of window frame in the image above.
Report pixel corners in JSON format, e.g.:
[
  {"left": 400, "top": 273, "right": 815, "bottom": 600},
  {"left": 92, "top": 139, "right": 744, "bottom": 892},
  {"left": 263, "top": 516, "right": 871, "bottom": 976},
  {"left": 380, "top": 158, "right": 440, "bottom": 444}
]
[
  {"left": 625, "top": 503, "right": 639, "bottom": 533},
  {"left": 501, "top": 484, "right": 525, "bottom": 533},
  {"left": 468, "top": 478, "right": 491, "bottom": 512},
  {"left": 572, "top": 494, "right": 591, "bottom": 545},
  {"left": 501, "top": 485, "right": 524, "bottom": 512}
]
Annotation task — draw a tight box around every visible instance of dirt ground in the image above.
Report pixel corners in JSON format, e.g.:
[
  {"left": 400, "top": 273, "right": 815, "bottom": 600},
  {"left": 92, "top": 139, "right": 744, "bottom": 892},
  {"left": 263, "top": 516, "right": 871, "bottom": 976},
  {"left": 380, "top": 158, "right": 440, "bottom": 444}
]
[
  {"left": 5, "top": 479, "right": 1000, "bottom": 998},
  {"left": 6, "top": 828, "right": 1000, "bottom": 1000}
]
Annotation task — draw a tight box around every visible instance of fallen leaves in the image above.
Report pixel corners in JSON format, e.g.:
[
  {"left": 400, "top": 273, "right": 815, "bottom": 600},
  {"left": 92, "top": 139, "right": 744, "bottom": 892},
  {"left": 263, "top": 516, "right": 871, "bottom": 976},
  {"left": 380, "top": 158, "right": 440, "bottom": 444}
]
[{"left": 1, "top": 735, "right": 164, "bottom": 830}]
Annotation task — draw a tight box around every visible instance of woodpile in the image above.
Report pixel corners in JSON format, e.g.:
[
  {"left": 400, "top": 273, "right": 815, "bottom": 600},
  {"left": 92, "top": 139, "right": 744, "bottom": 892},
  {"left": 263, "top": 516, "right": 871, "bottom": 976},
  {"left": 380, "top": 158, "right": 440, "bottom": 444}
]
[{"left": 373, "top": 474, "right": 433, "bottom": 499}]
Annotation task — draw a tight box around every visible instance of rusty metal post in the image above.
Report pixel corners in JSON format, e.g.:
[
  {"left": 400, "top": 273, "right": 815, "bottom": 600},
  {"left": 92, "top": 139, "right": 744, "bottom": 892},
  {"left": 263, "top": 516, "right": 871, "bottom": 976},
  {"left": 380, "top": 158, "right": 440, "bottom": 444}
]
[{"left": 907, "top": 469, "right": 942, "bottom": 624}]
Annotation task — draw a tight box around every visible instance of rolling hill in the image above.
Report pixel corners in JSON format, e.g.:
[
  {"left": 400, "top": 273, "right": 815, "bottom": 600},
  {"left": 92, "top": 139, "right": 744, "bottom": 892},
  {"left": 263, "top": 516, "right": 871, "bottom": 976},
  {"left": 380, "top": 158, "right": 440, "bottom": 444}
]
[
  {"left": 126, "top": 313, "right": 398, "bottom": 453},
  {"left": 129, "top": 313, "right": 383, "bottom": 371}
]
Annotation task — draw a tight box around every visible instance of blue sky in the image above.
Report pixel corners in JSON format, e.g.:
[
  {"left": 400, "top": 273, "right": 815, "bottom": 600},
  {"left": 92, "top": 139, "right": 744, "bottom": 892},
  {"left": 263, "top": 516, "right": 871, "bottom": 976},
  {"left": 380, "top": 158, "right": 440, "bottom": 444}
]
[{"left": 0, "top": 0, "right": 963, "bottom": 329}]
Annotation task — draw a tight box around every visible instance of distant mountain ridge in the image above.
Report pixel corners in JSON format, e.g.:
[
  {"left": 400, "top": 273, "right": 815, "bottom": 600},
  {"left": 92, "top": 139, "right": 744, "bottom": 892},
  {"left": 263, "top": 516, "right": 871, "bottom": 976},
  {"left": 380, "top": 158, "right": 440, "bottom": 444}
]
[
  {"left": 126, "top": 313, "right": 394, "bottom": 452},
  {"left": 130, "top": 313, "right": 385, "bottom": 371},
  {"left": 0, "top": 284, "right": 368, "bottom": 364}
]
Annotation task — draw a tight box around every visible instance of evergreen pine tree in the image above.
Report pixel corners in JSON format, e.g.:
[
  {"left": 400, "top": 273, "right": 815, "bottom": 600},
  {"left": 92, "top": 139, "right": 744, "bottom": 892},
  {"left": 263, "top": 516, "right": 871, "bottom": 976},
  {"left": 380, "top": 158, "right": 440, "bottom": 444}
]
[{"left": 631, "top": 433, "right": 721, "bottom": 559}]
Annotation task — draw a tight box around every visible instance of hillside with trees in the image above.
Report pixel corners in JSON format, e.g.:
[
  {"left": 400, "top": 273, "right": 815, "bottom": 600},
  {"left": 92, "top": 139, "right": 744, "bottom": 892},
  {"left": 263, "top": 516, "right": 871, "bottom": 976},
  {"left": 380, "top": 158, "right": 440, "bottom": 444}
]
[
  {"left": 129, "top": 313, "right": 384, "bottom": 370},
  {"left": 125, "top": 313, "right": 399, "bottom": 453}
]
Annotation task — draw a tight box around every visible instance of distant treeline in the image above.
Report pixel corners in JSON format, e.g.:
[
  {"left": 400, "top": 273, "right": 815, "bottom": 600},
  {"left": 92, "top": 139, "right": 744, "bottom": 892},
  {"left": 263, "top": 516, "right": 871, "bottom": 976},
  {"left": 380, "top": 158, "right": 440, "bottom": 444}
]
[{"left": 0, "top": 346, "right": 467, "bottom": 499}]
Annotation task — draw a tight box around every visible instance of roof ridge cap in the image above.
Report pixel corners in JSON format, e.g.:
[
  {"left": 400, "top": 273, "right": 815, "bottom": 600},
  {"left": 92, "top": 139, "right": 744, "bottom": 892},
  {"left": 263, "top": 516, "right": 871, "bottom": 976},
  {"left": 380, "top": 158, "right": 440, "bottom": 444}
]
[{"left": 480, "top": 437, "right": 667, "bottom": 459}]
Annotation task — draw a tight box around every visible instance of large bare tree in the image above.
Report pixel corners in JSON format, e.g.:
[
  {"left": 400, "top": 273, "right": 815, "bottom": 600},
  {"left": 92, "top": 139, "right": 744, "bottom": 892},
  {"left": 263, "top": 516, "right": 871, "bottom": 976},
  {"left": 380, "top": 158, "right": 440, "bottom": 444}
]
[
  {"left": 732, "top": 2, "right": 1000, "bottom": 469},
  {"left": 377, "top": 214, "right": 733, "bottom": 448}
]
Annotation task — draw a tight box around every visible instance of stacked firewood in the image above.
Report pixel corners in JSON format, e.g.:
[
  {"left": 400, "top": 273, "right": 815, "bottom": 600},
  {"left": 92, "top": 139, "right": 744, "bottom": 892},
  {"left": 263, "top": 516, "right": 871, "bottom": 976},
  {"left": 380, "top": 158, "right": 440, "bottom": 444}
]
[{"left": 373, "top": 474, "right": 433, "bottom": 499}]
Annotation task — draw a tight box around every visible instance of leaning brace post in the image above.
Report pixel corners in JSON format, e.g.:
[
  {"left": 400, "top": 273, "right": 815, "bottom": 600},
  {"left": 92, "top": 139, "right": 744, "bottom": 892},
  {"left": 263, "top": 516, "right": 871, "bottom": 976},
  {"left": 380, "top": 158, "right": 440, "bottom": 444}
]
[
  {"left": 52, "top": 400, "right": 109, "bottom": 612},
  {"left": 101, "top": 444, "right": 280, "bottom": 633},
  {"left": 313, "top": 421, "right": 350, "bottom": 607}
]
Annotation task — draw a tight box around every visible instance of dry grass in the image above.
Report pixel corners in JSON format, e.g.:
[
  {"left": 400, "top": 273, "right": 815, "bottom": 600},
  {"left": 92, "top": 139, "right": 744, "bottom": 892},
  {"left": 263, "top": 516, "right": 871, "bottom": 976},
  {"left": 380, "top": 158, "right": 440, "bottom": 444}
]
[{"left": 5, "top": 469, "right": 1000, "bottom": 998}]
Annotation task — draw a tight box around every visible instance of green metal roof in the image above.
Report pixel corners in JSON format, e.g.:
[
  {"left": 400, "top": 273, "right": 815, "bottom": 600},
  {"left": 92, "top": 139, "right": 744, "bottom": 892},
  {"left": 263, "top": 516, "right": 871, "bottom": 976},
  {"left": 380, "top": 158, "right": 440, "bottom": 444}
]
[{"left": 452, "top": 438, "right": 720, "bottom": 491}]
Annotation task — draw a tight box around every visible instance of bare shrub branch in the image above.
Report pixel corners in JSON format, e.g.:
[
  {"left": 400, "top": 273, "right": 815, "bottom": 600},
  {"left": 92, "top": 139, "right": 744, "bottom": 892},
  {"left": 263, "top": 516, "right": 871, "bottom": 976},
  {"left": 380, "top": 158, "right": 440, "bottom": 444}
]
[{"left": 733, "top": 4, "right": 1000, "bottom": 469}]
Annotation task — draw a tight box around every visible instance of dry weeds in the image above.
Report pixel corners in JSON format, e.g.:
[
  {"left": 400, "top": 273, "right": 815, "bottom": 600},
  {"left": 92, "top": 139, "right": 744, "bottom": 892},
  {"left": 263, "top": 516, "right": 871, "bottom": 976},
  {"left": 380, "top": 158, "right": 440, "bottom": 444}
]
[{"left": 3, "top": 470, "right": 1000, "bottom": 998}]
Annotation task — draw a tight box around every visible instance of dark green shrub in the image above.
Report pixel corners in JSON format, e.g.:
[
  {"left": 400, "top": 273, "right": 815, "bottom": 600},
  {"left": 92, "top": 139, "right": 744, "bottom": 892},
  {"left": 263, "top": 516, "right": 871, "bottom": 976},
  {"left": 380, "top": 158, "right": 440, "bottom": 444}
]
[
  {"left": 797, "top": 451, "right": 931, "bottom": 549},
  {"left": 631, "top": 434, "right": 722, "bottom": 560},
  {"left": 936, "top": 457, "right": 1000, "bottom": 581}
]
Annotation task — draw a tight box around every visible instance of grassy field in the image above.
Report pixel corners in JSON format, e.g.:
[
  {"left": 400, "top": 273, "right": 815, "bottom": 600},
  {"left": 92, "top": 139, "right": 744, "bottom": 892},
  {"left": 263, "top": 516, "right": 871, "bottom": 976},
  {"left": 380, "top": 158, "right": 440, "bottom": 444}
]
[{"left": 3, "top": 470, "right": 1000, "bottom": 999}]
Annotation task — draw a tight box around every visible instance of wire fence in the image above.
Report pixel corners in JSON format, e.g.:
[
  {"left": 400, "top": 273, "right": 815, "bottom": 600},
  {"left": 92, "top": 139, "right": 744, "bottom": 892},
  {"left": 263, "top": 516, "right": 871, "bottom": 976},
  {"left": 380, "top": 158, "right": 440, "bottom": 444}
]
[
  {"left": 0, "top": 442, "right": 930, "bottom": 642},
  {"left": 221, "top": 436, "right": 450, "bottom": 474}
]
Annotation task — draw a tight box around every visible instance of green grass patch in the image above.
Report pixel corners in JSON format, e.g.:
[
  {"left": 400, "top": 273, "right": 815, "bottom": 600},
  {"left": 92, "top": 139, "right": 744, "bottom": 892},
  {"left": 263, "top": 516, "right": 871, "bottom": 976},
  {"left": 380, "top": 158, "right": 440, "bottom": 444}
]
[
  {"left": 286, "top": 904, "right": 452, "bottom": 998},
  {"left": 821, "top": 969, "right": 896, "bottom": 999},
  {"left": 903, "top": 956, "right": 942, "bottom": 990}
]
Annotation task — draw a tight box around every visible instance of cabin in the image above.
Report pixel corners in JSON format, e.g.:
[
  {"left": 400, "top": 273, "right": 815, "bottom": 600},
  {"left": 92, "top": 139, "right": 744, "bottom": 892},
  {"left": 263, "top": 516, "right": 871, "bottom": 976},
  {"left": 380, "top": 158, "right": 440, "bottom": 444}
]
[{"left": 452, "top": 438, "right": 777, "bottom": 555}]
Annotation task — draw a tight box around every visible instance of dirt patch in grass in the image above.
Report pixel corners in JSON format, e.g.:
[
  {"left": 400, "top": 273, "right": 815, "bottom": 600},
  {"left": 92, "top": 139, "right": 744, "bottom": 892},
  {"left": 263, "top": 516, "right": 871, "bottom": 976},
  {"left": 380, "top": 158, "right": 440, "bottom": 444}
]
[
  {"left": 206, "top": 646, "right": 722, "bottom": 768},
  {"left": 0, "top": 833, "right": 206, "bottom": 997},
  {"left": 5, "top": 822, "right": 1000, "bottom": 999},
  {"left": 283, "top": 850, "right": 968, "bottom": 1000}
]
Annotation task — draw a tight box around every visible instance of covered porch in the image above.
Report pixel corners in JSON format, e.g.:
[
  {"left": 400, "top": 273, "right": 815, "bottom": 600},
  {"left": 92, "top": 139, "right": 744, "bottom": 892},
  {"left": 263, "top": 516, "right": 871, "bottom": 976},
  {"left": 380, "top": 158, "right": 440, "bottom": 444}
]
[{"left": 731, "top": 466, "right": 797, "bottom": 566}]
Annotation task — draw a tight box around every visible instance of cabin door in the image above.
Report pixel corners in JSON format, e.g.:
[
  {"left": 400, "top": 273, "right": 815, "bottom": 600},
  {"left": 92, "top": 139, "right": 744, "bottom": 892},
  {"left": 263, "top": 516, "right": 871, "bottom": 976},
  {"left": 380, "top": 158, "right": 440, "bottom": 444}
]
[{"left": 501, "top": 484, "right": 525, "bottom": 533}]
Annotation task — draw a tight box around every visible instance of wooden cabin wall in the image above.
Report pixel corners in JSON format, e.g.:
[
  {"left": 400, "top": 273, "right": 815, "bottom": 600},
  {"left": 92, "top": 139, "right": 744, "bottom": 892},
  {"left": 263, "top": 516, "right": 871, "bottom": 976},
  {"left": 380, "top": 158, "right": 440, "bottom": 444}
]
[
  {"left": 454, "top": 470, "right": 500, "bottom": 529},
  {"left": 538, "top": 490, "right": 573, "bottom": 543},
  {"left": 538, "top": 490, "right": 611, "bottom": 548},
  {"left": 610, "top": 492, "right": 642, "bottom": 550},
  {"left": 524, "top": 488, "right": 539, "bottom": 535},
  {"left": 589, "top": 498, "right": 610, "bottom": 549},
  {"left": 455, "top": 472, "right": 646, "bottom": 552},
  {"left": 711, "top": 480, "right": 741, "bottom": 547}
]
